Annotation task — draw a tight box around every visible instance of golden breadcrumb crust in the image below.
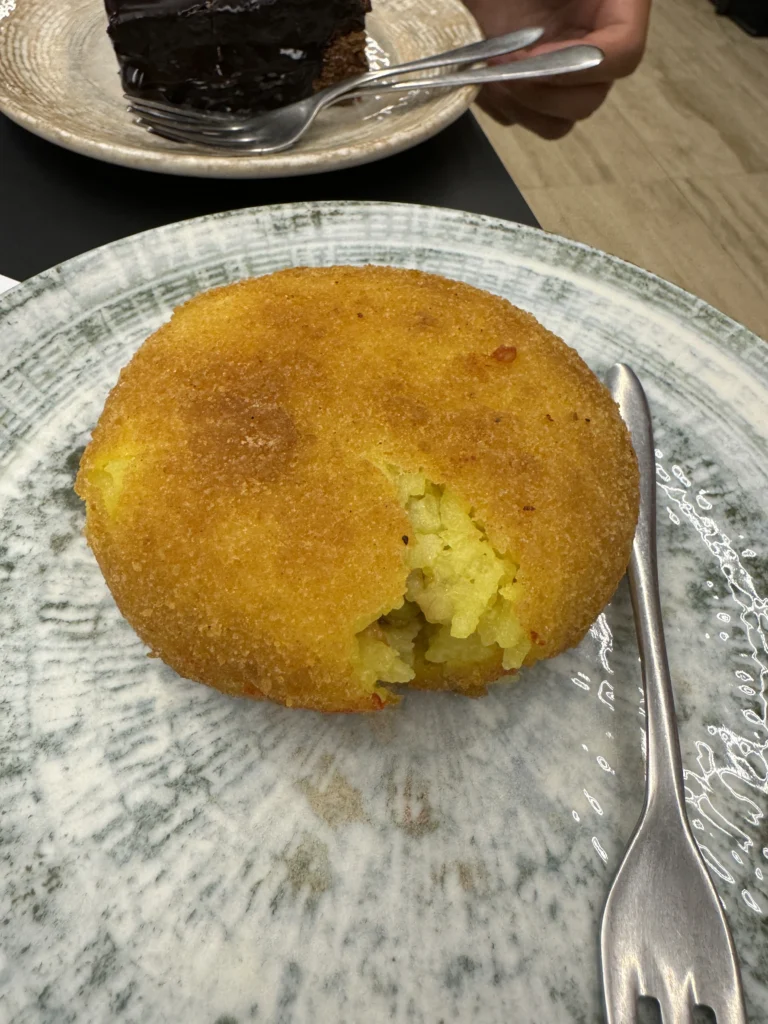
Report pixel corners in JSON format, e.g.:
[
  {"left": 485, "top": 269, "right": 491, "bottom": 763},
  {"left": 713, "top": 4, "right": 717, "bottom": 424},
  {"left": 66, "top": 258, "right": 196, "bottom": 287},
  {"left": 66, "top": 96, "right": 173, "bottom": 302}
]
[{"left": 76, "top": 266, "right": 639, "bottom": 712}]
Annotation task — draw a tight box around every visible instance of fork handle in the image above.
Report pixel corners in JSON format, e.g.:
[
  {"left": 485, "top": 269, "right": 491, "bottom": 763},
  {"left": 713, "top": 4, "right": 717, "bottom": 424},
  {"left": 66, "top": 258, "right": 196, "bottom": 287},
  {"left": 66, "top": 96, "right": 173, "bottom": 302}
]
[
  {"left": 345, "top": 45, "right": 603, "bottom": 94},
  {"left": 372, "top": 25, "right": 546, "bottom": 74},
  {"left": 607, "top": 364, "right": 688, "bottom": 818},
  {"left": 316, "top": 26, "right": 545, "bottom": 105}
]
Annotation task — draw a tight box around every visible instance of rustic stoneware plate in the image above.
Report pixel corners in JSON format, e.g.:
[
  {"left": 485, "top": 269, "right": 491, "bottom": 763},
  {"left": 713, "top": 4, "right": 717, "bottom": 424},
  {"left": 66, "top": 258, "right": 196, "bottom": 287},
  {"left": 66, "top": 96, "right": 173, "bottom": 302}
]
[
  {"left": 0, "top": 0, "right": 481, "bottom": 178},
  {"left": 1, "top": 203, "right": 767, "bottom": 1024}
]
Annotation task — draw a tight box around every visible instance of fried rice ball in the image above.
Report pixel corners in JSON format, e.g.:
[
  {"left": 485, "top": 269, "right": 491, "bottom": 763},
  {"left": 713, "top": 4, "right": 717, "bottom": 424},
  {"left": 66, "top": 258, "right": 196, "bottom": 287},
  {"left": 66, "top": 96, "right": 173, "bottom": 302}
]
[{"left": 75, "top": 266, "right": 639, "bottom": 712}]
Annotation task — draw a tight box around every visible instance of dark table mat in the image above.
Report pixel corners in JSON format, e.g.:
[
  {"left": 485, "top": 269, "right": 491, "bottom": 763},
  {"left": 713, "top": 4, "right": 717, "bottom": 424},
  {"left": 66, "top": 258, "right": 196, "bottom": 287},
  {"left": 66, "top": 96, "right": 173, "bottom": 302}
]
[{"left": 0, "top": 111, "right": 538, "bottom": 282}]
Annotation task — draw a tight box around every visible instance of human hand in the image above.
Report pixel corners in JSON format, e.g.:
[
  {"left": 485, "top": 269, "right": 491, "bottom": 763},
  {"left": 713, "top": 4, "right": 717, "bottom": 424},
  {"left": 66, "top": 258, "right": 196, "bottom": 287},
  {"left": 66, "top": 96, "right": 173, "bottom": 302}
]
[{"left": 463, "top": 0, "right": 652, "bottom": 138}]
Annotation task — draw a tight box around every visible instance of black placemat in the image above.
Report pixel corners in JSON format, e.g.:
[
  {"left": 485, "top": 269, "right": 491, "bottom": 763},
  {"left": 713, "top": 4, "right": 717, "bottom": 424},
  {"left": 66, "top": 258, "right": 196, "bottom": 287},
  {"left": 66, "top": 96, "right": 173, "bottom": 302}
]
[{"left": 0, "top": 111, "right": 538, "bottom": 282}]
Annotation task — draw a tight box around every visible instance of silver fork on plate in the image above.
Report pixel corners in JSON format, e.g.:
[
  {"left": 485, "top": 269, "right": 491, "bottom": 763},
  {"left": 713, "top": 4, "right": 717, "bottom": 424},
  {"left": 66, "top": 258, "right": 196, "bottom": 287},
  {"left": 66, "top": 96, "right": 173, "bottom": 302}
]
[
  {"left": 602, "top": 363, "right": 747, "bottom": 1024},
  {"left": 125, "top": 26, "right": 544, "bottom": 150},
  {"left": 126, "top": 32, "right": 602, "bottom": 152}
]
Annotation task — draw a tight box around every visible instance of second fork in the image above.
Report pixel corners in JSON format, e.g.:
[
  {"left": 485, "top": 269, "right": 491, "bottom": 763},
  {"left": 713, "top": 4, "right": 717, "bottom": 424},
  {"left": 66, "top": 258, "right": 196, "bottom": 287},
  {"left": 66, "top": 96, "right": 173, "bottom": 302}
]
[{"left": 130, "top": 43, "right": 603, "bottom": 152}]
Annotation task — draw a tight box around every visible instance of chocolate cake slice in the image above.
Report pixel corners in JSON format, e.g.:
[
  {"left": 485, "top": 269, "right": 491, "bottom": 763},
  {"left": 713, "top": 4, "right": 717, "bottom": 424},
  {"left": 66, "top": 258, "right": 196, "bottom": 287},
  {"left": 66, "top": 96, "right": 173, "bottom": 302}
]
[{"left": 105, "top": 0, "right": 371, "bottom": 113}]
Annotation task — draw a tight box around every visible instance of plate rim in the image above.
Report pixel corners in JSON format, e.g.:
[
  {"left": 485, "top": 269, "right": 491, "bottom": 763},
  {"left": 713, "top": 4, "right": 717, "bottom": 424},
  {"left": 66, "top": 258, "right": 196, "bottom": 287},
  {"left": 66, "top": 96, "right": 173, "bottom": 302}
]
[
  {"left": 0, "top": 0, "right": 481, "bottom": 178},
  {"left": 1, "top": 199, "right": 765, "bottom": 370}
]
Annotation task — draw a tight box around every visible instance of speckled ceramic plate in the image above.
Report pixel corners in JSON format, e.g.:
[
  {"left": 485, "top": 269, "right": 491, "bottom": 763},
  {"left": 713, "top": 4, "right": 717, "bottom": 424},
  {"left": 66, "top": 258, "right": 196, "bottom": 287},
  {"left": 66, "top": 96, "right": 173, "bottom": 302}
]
[
  {"left": 1, "top": 202, "right": 767, "bottom": 1024},
  {"left": 0, "top": 0, "right": 481, "bottom": 178}
]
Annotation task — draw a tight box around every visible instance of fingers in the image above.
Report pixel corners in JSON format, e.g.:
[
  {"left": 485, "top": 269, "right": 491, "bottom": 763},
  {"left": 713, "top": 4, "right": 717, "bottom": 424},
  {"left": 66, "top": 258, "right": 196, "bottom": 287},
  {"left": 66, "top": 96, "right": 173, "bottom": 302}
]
[
  {"left": 513, "top": 110, "right": 574, "bottom": 140},
  {"left": 541, "top": 22, "right": 647, "bottom": 83},
  {"left": 482, "top": 80, "right": 611, "bottom": 123},
  {"left": 488, "top": 24, "right": 647, "bottom": 87},
  {"left": 477, "top": 91, "right": 575, "bottom": 140},
  {"left": 471, "top": 0, "right": 652, "bottom": 139},
  {"left": 526, "top": 0, "right": 653, "bottom": 85}
]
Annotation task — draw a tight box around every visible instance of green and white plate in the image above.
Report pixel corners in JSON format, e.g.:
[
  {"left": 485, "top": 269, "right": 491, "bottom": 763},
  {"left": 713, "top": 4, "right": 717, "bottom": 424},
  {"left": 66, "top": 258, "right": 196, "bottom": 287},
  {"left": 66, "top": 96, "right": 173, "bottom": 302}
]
[{"left": 1, "top": 202, "right": 767, "bottom": 1024}]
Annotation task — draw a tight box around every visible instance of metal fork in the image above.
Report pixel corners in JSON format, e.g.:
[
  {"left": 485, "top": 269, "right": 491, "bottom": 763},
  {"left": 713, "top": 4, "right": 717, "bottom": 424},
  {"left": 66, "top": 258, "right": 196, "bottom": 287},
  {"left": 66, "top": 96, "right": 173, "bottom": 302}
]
[
  {"left": 126, "top": 26, "right": 544, "bottom": 150},
  {"left": 602, "top": 364, "right": 747, "bottom": 1024},
  {"left": 127, "top": 37, "right": 602, "bottom": 152}
]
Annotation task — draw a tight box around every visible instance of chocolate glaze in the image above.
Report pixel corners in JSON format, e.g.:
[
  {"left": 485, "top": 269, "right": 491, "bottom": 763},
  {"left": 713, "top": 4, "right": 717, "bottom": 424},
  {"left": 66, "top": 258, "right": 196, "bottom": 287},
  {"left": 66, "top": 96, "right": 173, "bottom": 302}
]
[{"left": 105, "top": 0, "right": 370, "bottom": 113}]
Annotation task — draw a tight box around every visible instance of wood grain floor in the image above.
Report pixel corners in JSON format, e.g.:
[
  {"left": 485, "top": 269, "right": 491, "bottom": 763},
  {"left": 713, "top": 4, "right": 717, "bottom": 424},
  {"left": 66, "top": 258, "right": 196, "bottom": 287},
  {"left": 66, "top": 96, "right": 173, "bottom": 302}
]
[{"left": 476, "top": 0, "right": 768, "bottom": 339}]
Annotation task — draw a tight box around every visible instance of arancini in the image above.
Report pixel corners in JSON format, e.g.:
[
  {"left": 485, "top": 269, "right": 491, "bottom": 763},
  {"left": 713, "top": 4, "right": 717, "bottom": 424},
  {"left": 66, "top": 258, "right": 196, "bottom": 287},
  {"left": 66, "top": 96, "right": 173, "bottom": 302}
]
[{"left": 75, "top": 266, "right": 639, "bottom": 712}]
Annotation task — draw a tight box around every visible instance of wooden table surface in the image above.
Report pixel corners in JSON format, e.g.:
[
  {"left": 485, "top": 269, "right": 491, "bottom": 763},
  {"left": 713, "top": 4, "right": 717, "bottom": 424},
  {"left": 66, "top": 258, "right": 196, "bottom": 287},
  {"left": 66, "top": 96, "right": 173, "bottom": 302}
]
[{"left": 477, "top": 0, "right": 768, "bottom": 341}]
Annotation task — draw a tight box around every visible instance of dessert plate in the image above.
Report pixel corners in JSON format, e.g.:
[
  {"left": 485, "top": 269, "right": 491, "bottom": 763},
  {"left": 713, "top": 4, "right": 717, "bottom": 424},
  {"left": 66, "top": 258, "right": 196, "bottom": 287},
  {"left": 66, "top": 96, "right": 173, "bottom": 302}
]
[
  {"left": 0, "top": 202, "right": 767, "bottom": 1024},
  {"left": 0, "top": 0, "right": 481, "bottom": 178}
]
